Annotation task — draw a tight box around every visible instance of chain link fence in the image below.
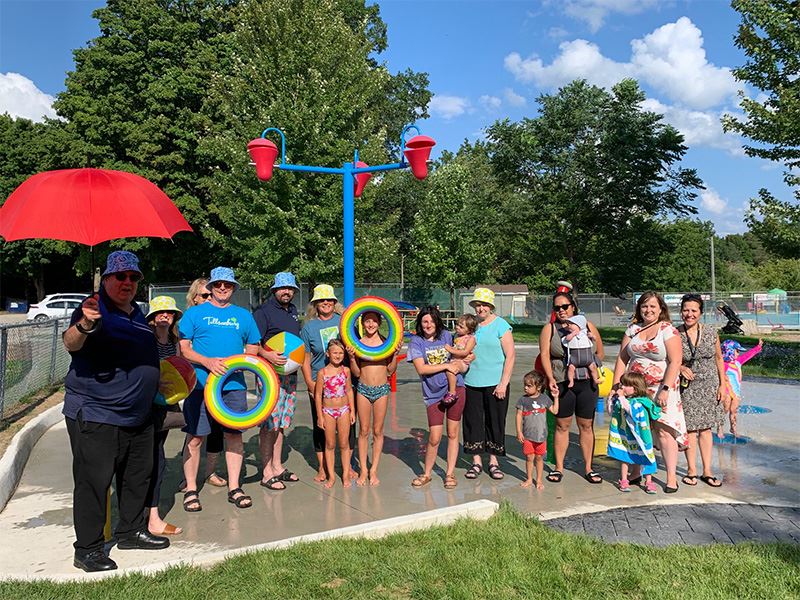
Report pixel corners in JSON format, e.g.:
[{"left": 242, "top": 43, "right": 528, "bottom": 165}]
[{"left": 0, "top": 318, "right": 71, "bottom": 420}]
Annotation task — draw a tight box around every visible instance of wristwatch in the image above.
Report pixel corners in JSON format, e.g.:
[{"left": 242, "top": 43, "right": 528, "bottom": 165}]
[{"left": 76, "top": 320, "right": 98, "bottom": 335}]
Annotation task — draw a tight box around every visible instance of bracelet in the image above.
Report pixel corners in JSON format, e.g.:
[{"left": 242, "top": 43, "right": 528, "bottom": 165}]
[{"left": 76, "top": 321, "right": 98, "bottom": 335}]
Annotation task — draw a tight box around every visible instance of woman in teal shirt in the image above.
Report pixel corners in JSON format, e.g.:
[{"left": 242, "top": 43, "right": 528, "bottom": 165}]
[{"left": 463, "top": 288, "right": 516, "bottom": 480}]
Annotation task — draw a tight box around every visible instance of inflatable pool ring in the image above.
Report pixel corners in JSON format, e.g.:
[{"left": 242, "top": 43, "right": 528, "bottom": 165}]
[
  {"left": 341, "top": 296, "right": 403, "bottom": 361},
  {"left": 264, "top": 331, "right": 306, "bottom": 375},
  {"left": 155, "top": 356, "right": 197, "bottom": 406},
  {"left": 596, "top": 365, "right": 613, "bottom": 398},
  {"left": 204, "top": 354, "right": 280, "bottom": 430}
]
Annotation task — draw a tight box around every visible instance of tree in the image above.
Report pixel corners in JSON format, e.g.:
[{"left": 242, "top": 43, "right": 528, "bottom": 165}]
[
  {"left": 723, "top": 0, "right": 800, "bottom": 256},
  {"left": 487, "top": 79, "right": 703, "bottom": 293},
  {"left": 640, "top": 220, "right": 714, "bottom": 292}
]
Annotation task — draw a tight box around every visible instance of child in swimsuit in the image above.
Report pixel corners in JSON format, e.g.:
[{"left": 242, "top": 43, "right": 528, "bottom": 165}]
[
  {"left": 347, "top": 310, "right": 402, "bottom": 487},
  {"left": 444, "top": 314, "right": 478, "bottom": 406},
  {"left": 314, "top": 339, "right": 355, "bottom": 488},
  {"left": 721, "top": 338, "right": 763, "bottom": 436}
]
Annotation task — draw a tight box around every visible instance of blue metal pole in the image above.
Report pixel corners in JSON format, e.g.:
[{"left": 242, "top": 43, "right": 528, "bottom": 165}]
[{"left": 342, "top": 161, "right": 355, "bottom": 305}]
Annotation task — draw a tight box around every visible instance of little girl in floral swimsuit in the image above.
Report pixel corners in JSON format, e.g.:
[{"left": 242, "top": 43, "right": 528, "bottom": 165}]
[{"left": 314, "top": 339, "right": 355, "bottom": 488}]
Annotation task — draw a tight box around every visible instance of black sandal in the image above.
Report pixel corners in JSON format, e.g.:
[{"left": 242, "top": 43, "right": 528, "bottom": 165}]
[
  {"left": 278, "top": 469, "right": 299, "bottom": 483},
  {"left": 227, "top": 487, "right": 252, "bottom": 508},
  {"left": 183, "top": 490, "right": 202, "bottom": 512},
  {"left": 699, "top": 475, "right": 722, "bottom": 487},
  {"left": 488, "top": 464, "right": 504, "bottom": 480},
  {"left": 465, "top": 464, "right": 482, "bottom": 479},
  {"left": 682, "top": 474, "right": 698, "bottom": 486},
  {"left": 547, "top": 470, "right": 563, "bottom": 483},
  {"left": 584, "top": 471, "right": 603, "bottom": 484},
  {"left": 260, "top": 476, "right": 286, "bottom": 491}
]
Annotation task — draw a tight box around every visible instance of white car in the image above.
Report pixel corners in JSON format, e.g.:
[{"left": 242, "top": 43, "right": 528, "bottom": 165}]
[
  {"left": 39, "top": 293, "right": 88, "bottom": 304},
  {"left": 26, "top": 299, "right": 83, "bottom": 322}
]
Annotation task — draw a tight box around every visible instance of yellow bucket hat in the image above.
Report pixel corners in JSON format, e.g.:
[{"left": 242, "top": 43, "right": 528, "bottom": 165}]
[
  {"left": 146, "top": 295, "right": 183, "bottom": 320},
  {"left": 469, "top": 287, "right": 495, "bottom": 308},
  {"left": 310, "top": 284, "right": 338, "bottom": 303}
]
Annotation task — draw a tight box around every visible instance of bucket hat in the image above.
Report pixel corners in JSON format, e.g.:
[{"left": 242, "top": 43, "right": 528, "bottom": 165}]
[
  {"left": 146, "top": 295, "right": 183, "bottom": 320},
  {"left": 469, "top": 287, "right": 495, "bottom": 308},
  {"left": 271, "top": 271, "right": 299, "bottom": 291},
  {"left": 102, "top": 250, "right": 142, "bottom": 277},
  {"left": 310, "top": 284, "right": 337, "bottom": 303},
  {"left": 207, "top": 266, "right": 240, "bottom": 291}
]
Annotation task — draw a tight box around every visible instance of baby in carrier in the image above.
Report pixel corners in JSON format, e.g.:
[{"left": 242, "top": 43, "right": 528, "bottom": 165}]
[{"left": 559, "top": 314, "right": 600, "bottom": 387}]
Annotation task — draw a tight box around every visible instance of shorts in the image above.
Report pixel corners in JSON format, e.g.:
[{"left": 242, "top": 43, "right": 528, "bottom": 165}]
[
  {"left": 522, "top": 439, "right": 546, "bottom": 456},
  {"left": 182, "top": 387, "right": 247, "bottom": 436},
  {"left": 426, "top": 386, "right": 466, "bottom": 427},
  {"left": 262, "top": 373, "right": 297, "bottom": 431},
  {"left": 555, "top": 379, "right": 597, "bottom": 420}
]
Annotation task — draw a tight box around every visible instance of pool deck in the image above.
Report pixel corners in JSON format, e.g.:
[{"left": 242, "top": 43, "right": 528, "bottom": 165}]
[{"left": 0, "top": 346, "right": 797, "bottom": 581}]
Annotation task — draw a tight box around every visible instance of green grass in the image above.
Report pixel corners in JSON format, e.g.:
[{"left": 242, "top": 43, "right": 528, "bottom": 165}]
[
  {"left": 4, "top": 357, "right": 33, "bottom": 389},
  {"left": 2, "top": 504, "right": 797, "bottom": 599}
]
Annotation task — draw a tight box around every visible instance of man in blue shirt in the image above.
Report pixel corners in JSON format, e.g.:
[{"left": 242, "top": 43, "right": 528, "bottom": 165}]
[
  {"left": 179, "top": 267, "right": 261, "bottom": 511},
  {"left": 63, "top": 251, "right": 169, "bottom": 573},
  {"left": 252, "top": 271, "right": 302, "bottom": 490}
]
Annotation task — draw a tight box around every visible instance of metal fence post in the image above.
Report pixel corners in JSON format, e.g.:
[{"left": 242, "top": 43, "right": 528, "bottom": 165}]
[
  {"left": 0, "top": 328, "right": 7, "bottom": 420},
  {"left": 48, "top": 319, "right": 60, "bottom": 386}
]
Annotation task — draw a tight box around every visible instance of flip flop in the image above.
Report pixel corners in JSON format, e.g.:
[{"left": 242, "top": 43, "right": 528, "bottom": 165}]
[
  {"left": 546, "top": 470, "right": 563, "bottom": 483},
  {"left": 278, "top": 469, "right": 299, "bottom": 482},
  {"left": 699, "top": 475, "right": 722, "bottom": 487},
  {"left": 682, "top": 474, "right": 698, "bottom": 486},
  {"left": 260, "top": 476, "right": 286, "bottom": 491},
  {"left": 664, "top": 484, "right": 679, "bottom": 494},
  {"left": 584, "top": 471, "right": 602, "bottom": 484},
  {"left": 465, "top": 464, "right": 482, "bottom": 479}
]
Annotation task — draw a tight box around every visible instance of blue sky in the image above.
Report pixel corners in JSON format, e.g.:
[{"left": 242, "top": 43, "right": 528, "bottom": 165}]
[{"left": 0, "top": 0, "right": 791, "bottom": 236}]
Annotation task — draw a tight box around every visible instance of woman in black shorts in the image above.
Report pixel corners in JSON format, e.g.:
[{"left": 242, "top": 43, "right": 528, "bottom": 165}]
[{"left": 538, "top": 291, "right": 605, "bottom": 484}]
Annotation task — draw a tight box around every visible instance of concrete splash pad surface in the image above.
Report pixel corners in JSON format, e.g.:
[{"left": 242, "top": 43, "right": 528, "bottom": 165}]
[{"left": 0, "top": 347, "right": 797, "bottom": 580}]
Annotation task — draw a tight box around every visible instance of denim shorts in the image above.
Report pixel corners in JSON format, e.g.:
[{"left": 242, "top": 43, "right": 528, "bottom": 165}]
[{"left": 182, "top": 387, "right": 247, "bottom": 436}]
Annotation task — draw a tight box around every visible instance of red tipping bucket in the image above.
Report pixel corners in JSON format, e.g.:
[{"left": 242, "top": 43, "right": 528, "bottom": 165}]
[
  {"left": 247, "top": 138, "right": 279, "bottom": 181},
  {"left": 354, "top": 161, "right": 372, "bottom": 197},
  {"left": 403, "top": 135, "right": 436, "bottom": 180}
]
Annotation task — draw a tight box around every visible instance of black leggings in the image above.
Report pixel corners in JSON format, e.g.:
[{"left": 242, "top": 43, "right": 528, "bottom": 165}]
[
  {"left": 463, "top": 385, "right": 509, "bottom": 456},
  {"left": 555, "top": 378, "right": 597, "bottom": 420}
]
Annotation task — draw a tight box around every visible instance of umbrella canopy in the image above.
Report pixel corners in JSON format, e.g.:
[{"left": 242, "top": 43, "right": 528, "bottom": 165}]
[
  {"left": 0, "top": 168, "right": 192, "bottom": 245},
  {"left": 767, "top": 288, "right": 787, "bottom": 296}
]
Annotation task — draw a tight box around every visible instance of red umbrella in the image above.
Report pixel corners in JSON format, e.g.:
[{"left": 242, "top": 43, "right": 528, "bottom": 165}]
[{"left": 0, "top": 168, "right": 192, "bottom": 245}]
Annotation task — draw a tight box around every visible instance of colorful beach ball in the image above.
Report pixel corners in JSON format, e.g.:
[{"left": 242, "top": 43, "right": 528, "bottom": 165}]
[
  {"left": 155, "top": 356, "right": 197, "bottom": 405},
  {"left": 264, "top": 331, "right": 305, "bottom": 375}
]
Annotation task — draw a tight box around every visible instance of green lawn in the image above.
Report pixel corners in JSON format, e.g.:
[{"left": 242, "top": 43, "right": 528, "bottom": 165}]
[{"left": 2, "top": 504, "right": 797, "bottom": 600}]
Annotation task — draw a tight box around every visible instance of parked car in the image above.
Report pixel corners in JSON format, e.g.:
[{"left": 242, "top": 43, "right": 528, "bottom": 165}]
[
  {"left": 39, "top": 292, "right": 88, "bottom": 304},
  {"left": 26, "top": 299, "right": 83, "bottom": 322}
]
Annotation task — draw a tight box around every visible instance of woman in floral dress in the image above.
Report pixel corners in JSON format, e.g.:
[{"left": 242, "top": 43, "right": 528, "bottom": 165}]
[{"left": 611, "top": 292, "right": 687, "bottom": 493}]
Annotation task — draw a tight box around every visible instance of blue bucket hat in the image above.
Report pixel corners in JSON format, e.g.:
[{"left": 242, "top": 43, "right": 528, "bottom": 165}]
[
  {"left": 271, "top": 271, "right": 299, "bottom": 291},
  {"left": 207, "top": 266, "right": 240, "bottom": 291},
  {"left": 102, "top": 250, "right": 142, "bottom": 277},
  {"left": 721, "top": 339, "right": 746, "bottom": 363}
]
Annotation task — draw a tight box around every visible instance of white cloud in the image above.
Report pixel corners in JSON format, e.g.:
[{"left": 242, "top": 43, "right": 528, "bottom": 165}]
[
  {"left": 429, "top": 94, "right": 470, "bottom": 120},
  {"left": 479, "top": 95, "right": 502, "bottom": 111},
  {"left": 562, "top": 0, "right": 658, "bottom": 33},
  {"left": 700, "top": 187, "right": 728, "bottom": 215},
  {"left": 505, "top": 18, "right": 739, "bottom": 110},
  {"left": 0, "top": 73, "right": 57, "bottom": 122},
  {"left": 548, "top": 26, "right": 569, "bottom": 39},
  {"left": 503, "top": 88, "right": 527, "bottom": 107}
]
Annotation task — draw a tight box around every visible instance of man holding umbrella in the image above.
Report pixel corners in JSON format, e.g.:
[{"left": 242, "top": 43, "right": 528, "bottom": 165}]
[{"left": 63, "top": 251, "right": 169, "bottom": 573}]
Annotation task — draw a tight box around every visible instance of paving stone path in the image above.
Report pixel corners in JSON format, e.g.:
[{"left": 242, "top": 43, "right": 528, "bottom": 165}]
[{"left": 544, "top": 504, "right": 800, "bottom": 546}]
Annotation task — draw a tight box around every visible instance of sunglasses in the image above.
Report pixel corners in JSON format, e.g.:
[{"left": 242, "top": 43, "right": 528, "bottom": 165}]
[
  {"left": 212, "top": 281, "right": 234, "bottom": 289},
  {"left": 554, "top": 303, "right": 572, "bottom": 311},
  {"left": 196, "top": 292, "right": 211, "bottom": 299},
  {"left": 113, "top": 272, "right": 142, "bottom": 283}
]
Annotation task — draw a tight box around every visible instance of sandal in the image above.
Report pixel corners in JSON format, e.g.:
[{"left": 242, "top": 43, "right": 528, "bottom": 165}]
[
  {"left": 645, "top": 481, "right": 658, "bottom": 494},
  {"left": 151, "top": 523, "right": 182, "bottom": 535},
  {"left": 618, "top": 479, "right": 630, "bottom": 492},
  {"left": 411, "top": 474, "right": 432, "bottom": 487},
  {"left": 260, "top": 476, "right": 286, "bottom": 491},
  {"left": 206, "top": 473, "right": 227, "bottom": 487},
  {"left": 682, "top": 474, "right": 698, "bottom": 486},
  {"left": 584, "top": 471, "right": 603, "bottom": 484},
  {"left": 465, "top": 464, "right": 482, "bottom": 480},
  {"left": 547, "top": 470, "right": 563, "bottom": 483},
  {"left": 664, "top": 484, "right": 679, "bottom": 494},
  {"left": 444, "top": 474, "right": 457, "bottom": 489},
  {"left": 227, "top": 487, "right": 252, "bottom": 509},
  {"left": 182, "top": 490, "right": 202, "bottom": 512},
  {"left": 699, "top": 475, "right": 722, "bottom": 487},
  {"left": 487, "top": 464, "right": 504, "bottom": 480},
  {"left": 278, "top": 469, "right": 299, "bottom": 483}
]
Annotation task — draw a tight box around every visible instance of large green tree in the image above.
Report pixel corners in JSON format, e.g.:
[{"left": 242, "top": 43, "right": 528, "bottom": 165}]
[{"left": 723, "top": 0, "right": 800, "bottom": 257}]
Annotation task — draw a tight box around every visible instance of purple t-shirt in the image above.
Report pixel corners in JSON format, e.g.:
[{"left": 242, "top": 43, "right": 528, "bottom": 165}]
[{"left": 406, "top": 331, "right": 464, "bottom": 406}]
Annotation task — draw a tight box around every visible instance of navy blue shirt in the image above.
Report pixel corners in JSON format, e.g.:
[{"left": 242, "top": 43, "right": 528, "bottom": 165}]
[
  {"left": 63, "top": 290, "right": 159, "bottom": 427},
  {"left": 252, "top": 295, "right": 300, "bottom": 342}
]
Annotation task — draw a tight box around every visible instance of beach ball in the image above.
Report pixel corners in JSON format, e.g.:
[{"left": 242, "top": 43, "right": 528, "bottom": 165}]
[
  {"left": 155, "top": 356, "right": 197, "bottom": 405},
  {"left": 597, "top": 365, "right": 613, "bottom": 398},
  {"left": 264, "top": 332, "right": 305, "bottom": 375}
]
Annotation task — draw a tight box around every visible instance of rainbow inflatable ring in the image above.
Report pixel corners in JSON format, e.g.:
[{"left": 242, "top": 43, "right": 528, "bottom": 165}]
[
  {"left": 340, "top": 296, "right": 403, "bottom": 361},
  {"left": 204, "top": 354, "right": 279, "bottom": 430}
]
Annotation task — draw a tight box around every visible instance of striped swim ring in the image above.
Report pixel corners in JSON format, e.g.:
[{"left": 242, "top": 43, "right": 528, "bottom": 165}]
[
  {"left": 340, "top": 296, "right": 403, "bottom": 361},
  {"left": 204, "top": 354, "right": 279, "bottom": 430}
]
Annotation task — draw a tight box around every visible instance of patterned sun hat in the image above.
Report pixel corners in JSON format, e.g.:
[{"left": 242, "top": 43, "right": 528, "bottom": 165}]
[
  {"left": 310, "top": 284, "right": 338, "bottom": 303},
  {"left": 721, "top": 339, "right": 746, "bottom": 363},
  {"left": 146, "top": 295, "right": 183, "bottom": 320},
  {"left": 102, "top": 250, "right": 142, "bottom": 277},
  {"left": 207, "top": 266, "right": 240, "bottom": 291},
  {"left": 469, "top": 287, "right": 495, "bottom": 308},
  {"left": 271, "top": 271, "right": 300, "bottom": 290}
]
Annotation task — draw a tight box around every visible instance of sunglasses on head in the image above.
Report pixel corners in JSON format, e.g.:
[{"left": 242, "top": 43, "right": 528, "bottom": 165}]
[
  {"left": 197, "top": 292, "right": 211, "bottom": 299},
  {"left": 113, "top": 272, "right": 142, "bottom": 283},
  {"left": 212, "top": 281, "right": 234, "bottom": 289},
  {"left": 554, "top": 303, "right": 572, "bottom": 311}
]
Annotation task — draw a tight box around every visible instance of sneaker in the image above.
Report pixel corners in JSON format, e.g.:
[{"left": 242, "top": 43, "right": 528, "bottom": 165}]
[
  {"left": 618, "top": 479, "right": 630, "bottom": 492},
  {"left": 645, "top": 481, "right": 658, "bottom": 494}
]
